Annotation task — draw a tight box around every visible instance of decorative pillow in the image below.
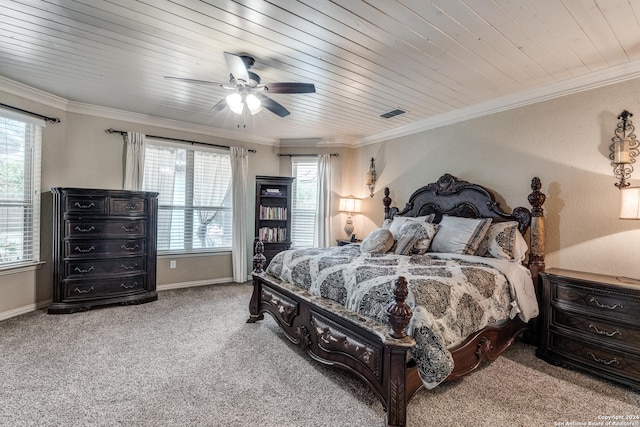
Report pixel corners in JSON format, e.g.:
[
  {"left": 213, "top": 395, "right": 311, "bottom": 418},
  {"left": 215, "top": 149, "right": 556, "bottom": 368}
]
[
  {"left": 394, "top": 222, "right": 440, "bottom": 255},
  {"left": 512, "top": 230, "right": 529, "bottom": 263},
  {"left": 383, "top": 214, "right": 436, "bottom": 239},
  {"left": 476, "top": 221, "right": 522, "bottom": 261},
  {"left": 429, "top": 216, "right": 492, "bottom": 255},
  {"left": 360, "top": 228, "right": 395, "bottom": 254}
]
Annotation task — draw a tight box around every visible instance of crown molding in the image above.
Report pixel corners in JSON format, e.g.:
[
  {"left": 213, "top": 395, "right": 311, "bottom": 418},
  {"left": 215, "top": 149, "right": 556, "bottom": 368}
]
[
  {"left": 278, "top": 137, "right": 354, "bottom": 148},
  {"left": 0, "top": 76, "right": 69, "bottom": 111},
  {"left": 357, "top": 60, "right": 640, "bottom": 146},
  {"left": 0, "top": 75, "right": 278, "bottom": 146},
  {"left": 65, "top": 101, "right": 278, "bottom": 146}
]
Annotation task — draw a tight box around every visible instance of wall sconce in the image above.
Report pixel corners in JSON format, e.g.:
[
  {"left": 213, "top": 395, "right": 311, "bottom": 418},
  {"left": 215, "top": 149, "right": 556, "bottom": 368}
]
[
  {"left": 620, "top": 186, "right": 640, "bottom": 220},
  {"left": 366, "top": 157, "right": 377, "bottom": 197},
  {"left": 610, "top": 110, "right": 639, "bottom": 189},
  {"left": 338, "top": 197, "right": 362, "bottom": 239}
]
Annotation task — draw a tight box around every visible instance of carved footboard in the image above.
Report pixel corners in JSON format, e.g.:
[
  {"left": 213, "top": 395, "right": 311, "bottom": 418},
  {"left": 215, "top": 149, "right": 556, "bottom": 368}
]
[{"left": 248, "top": 271, "right": 418, "bottom": 427}]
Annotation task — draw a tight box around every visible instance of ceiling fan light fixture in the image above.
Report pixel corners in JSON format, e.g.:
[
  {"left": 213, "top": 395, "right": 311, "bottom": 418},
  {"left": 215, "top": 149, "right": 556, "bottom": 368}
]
[
  {"left": 226, "top": 93, "right": 244, "bottom": 114},
  {"left": 246, "top": 94, "right": 262, "bottom": 115}
]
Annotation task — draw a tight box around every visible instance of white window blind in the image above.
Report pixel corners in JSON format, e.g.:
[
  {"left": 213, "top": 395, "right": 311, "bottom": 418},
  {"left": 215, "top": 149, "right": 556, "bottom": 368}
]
[
  {"left": 0, "top": 114, "right": 41, "bottom": 268},
  {"left": 142, "top": 139, "right": 233, "bottom": 253},
  {"left": 291, "top": 158, "right": 318, "bottom": 248}
]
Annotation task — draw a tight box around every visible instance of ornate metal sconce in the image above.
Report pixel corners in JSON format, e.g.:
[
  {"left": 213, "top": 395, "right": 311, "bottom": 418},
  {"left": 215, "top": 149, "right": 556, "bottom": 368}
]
[
  {"left": 610, "top": 110, "right": 639, "bottom": 189},
  {"left": 366, "top": 157, "right": 377, "bottom": 197}
]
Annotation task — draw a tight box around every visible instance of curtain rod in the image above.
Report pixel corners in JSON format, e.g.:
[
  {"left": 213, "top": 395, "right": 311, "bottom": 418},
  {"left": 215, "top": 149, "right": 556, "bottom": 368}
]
[
  {"left": 105, "top": 128, "right": 257, "bottom": 153},
  {"left": 0, "top": 102, "right": 61, "bottom": 123},
  {"left": 278, "top": 153, "right": 339, "bottom": 157}
]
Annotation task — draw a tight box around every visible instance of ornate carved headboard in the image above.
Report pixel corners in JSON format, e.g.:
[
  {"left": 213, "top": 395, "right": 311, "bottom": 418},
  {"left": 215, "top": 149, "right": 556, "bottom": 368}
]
[
  {"left": 383, "top": 173, "right": 546, "bottom": 284},
  {"left": 383, "top": 173, "right": 532, "bottom": 234}
]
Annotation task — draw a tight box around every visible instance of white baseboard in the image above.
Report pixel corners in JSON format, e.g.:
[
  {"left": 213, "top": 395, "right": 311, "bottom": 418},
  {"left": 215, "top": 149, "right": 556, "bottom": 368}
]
[
  {"left": 0, "top": 299, "right": 51, "bottom": 322},
  {"left": 156, "top": 277, "right": 235, "bottom": 291},
  {"left": 0, "top": 279, "right": 240, "bottom": 321}
]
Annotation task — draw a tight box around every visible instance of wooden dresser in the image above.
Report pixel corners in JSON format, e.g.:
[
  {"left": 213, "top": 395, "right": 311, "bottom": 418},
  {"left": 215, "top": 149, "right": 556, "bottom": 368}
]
[
  {"left": 536, "top": 268, "right": 640, "bottom": 389},
  {"left": 48, "top": 188, "right": 159, "bottom": 314}
]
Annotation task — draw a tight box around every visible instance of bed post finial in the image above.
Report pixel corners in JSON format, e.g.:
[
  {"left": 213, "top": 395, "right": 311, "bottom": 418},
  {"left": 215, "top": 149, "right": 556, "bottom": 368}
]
[
  {"left": 527, "top": 177, "right": 546, "bottom": 278},
  {"left": 383, "top": 187, "right": 392, "bottom": 220},
  {"left": 386, "top": 276, "right": 412, "bottom": 339},
  {"left": 253, "top": 240, "right": 267, "bottom": 273}
]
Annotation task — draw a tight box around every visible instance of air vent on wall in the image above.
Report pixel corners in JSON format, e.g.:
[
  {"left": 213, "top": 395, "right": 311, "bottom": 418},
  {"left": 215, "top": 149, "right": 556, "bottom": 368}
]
[{"left": 380, "top": 108, "right": 406, "bottom": 119}]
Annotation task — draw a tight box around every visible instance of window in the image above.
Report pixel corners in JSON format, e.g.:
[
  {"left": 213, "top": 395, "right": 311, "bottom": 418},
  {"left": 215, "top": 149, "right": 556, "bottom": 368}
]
[
  {"left": 0, "top": 113, "right": 41, "bottom": 268},
  {"left": 291, "top": 157, "right": 317, "bottom": 248},
  {"left": 142, "top": 139, "right": 232, "bottom": 253}
]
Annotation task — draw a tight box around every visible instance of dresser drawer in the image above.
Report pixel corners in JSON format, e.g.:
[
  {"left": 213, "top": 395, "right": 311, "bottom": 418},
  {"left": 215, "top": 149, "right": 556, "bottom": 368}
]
[
  {"left": 66, "top": 220, "right": 147, "bottom": 238},
  {"left": 65, "top": 257, "right": 146, "bottom": 277},
  {"left": 552, "top": 308, "right": 640, "bottom": 352},
  {"left": 65, "top": 239, "right": 147, "bottom": 257},
  {"left": 63, "top": 274, "right": 147, "bottom": 300},
  {"left": 549, "top": 331, "right": 640, "bottom": 383},
  {"left": 553, "top": 282, "right": 640, "bottom": 320},
  {"left": 109, "top": 198, "right": 148, "bottom": 215},
  {"left": 64, "top": 196, "right": 107, "bottom": 214}
]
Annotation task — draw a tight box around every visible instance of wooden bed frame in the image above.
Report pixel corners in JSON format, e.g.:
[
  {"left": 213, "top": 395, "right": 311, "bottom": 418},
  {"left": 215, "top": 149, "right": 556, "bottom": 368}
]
[{"left": 248, "top": 173, "right": 546, "bottom": 427}]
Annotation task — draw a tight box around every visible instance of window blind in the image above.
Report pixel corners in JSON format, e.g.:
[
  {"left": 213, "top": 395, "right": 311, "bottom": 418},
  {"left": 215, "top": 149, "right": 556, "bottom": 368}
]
[
  {"left": 142, "top": 139, "right": 233, "bottom": 253},
  {"left": 291, "top": 158, "right": 318, "bottom": 248},
  {"left": 0, "top": 115, "right": 41, "bottom": 268}
]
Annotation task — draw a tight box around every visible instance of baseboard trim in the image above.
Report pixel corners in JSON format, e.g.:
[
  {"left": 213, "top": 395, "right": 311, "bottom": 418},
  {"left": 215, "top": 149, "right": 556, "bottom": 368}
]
[
  {"left": 0, "top": 279, "right": 239, "bottom": 322},
  {"left": 156, "top": 277, "right": 235, "bottom": 291},
  {"left": 0, "top": 299, "right": 51, "bottom": 322}
]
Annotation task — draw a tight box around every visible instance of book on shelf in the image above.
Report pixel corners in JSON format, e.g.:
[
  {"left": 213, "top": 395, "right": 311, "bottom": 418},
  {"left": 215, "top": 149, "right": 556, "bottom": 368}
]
[
  {"left": 258, "top": 227, "right": 287, "bottom": 243},
  {"left": 259, "top": 206, "right": 287, "bottom": 220},
  {"left": 262, "top": 188, "right": 282, "bottom": 196}
]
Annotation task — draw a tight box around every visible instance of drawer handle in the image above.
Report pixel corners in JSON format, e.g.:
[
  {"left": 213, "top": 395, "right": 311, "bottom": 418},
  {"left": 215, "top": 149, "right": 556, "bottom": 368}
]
[
  {"left": 74, "top": 226, "right": 96, "bottom": 233},
  {"left": 121, "top": 263, "right": 139, "bottom": 270},
  {"left": 74, "top": 246, "right": 95, "bottom": 253},
  {"left": 120, "top": 282, "right": 138, "bottom": 289},
  {"left": 121, "top": 244, "right": 139, "bottom": 251},
  {"left": 123, "top": 203, "right": 139, "bottom": 210},
  {"left": 74, "top": 202, "right": 95, "bottom": 209},
  {"left": 74, "top": 266, "right": 95, "bottom": 274},
  {"left": 587, "top": 352, "right": 620, "bottom": 366},
  {"left": 121, "top": 225, "right": 140, "bottom": 232},
  {"left": 589, "top": 297, "right": 623, "bottom": 310},
  {"left": 74, "top": 286, "right": 95, "bottom": 294},
  {"left": 588, "top": 324, "right": 621, "bottom": 337}
]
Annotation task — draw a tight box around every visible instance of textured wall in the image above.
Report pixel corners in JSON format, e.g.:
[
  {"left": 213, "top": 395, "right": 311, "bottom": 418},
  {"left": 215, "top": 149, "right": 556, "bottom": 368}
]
[{"left": 352, "top": 78, "right": 640, "bottom": 280}]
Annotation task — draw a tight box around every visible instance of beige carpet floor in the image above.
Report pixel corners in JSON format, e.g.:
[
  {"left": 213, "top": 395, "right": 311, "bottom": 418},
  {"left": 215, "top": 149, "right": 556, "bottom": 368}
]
[{"left": 0, "top": 283, "right": 637, "bottom": 426}]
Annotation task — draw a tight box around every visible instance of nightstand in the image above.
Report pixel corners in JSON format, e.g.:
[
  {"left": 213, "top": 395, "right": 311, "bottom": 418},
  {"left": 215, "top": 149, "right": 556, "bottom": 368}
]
[
  {"left": 336, "top": 239, "right": 361, "bottom": 246},
  {"left": 536, "top": 268, "right": 640, "bottom": 390}
]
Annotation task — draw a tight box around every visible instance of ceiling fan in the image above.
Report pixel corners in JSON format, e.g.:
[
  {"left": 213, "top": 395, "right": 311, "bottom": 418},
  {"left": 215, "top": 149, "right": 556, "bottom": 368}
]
[{"left": 165, "top": 52, "right": 315, "bottom": 117}]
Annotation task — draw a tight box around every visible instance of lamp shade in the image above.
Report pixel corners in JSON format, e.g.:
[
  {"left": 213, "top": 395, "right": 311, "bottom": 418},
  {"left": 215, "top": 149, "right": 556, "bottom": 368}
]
[
  {"left": 339, "top": 197, "right": 361, "bottom": 213},
  {"left": 620, "top": 187, "right": 640, "bottom": 219}
]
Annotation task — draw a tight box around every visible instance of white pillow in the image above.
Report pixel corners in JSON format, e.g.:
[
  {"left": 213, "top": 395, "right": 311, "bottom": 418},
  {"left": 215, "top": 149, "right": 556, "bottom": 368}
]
[
  {"left": 383, "top": 214, "right": 435, "bottom": 239},
  {"left": 429, "top": 216, "right": 492, "bottom": 255},
  {"left": 360, "top": 228, "right": 395, "bottom": 254},
  {"left": 476, "top": 221, "right": 523, "bottom": 261},
  {"left": 394, "top": 222, "right": 440, "bottom": 255}
]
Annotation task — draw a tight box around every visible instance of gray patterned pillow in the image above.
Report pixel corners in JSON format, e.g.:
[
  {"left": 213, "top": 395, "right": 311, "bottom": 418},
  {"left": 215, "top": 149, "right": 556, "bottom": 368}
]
[
  {"left": 360, "top": 228, "right": 394, "bottom": 254},
  {"left": 394, "top": 222, "right": 440, "bottom": 255},
  {"left": 429, "top": 216, "right": 492, "bottom": 255},
  {"left": 383, "top": 214, "right": 435, "bottom": 239},
  {"left": 476, "top": 221, "right": 516, "bottom": 259}
]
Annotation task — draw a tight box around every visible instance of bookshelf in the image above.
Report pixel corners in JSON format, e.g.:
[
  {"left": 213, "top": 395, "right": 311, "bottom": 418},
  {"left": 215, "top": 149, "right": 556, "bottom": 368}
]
[{"left": 255, "top": 175, "right": 295, "bottom": 267}]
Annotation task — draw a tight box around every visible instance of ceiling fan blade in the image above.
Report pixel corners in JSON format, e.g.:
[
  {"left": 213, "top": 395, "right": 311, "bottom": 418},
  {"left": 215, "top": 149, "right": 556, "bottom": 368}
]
[
  {"left": 164, "top": 76, "right": 223, "bottom": 86},
  {"left": 211, "top": 98, "right": 227, "bottom": 112},
  {"left": 266, "top": 82, "right": 316, "bottom": 94},
  {"left": 256, "top": 93, "right": 290, "bottom": 117},
  {"left": 224, "top": 52, "right": 249, "bottom": 82}
]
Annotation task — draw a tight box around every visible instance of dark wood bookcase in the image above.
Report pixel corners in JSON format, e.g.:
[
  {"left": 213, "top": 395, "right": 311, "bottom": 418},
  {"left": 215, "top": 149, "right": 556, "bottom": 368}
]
[{"left": 254, "top": 176, "right": 294, "bottom": 267}]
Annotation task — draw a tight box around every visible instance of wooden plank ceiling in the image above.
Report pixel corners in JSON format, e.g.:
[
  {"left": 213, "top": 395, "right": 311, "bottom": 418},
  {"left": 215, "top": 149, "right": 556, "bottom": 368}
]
[{"left": 1, "top": 0, "right": 640, "bottom": 144}]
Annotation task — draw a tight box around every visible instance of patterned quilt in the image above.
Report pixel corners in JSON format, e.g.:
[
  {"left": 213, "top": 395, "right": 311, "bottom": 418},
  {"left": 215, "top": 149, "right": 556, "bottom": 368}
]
[{"left": 266, "top": 245, "right": 529, "bottom": 388}]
